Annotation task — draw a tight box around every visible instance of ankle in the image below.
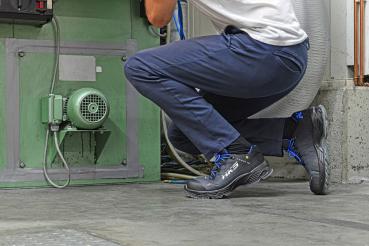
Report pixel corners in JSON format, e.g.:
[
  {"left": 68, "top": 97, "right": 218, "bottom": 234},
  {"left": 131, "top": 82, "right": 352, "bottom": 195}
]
[{"left": 226, "top": 136, "right": 251, "bottom": 155}]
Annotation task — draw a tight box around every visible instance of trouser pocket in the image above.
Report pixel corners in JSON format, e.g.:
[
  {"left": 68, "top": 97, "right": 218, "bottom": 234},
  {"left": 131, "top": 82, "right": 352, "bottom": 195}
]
[{"left": 273, "top": 50, "right": 303, "bottom": 74}]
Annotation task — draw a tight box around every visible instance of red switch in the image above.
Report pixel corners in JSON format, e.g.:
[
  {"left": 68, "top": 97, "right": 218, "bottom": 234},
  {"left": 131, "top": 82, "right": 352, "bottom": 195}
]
[{"left": 36, "top": 0, "right": 47, "bottom": 12}]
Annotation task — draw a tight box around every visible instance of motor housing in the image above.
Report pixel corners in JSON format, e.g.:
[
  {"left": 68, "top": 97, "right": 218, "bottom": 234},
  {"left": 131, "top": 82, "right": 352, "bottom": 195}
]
[
  {"left": 42, "top": 88, "right": 110, "bottom": 130},
  {"left": 67, "top": 88, "right": 110, "bottom": 130}
]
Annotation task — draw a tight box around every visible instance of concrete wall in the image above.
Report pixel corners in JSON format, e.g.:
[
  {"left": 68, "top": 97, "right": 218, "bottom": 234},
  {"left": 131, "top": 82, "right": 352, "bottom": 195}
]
[
  {"left": 315, "top": 80, "right": 369, "bottom": 183},
  {"left": 310, "top": 0, "right": 369, "bottom": 183},
  {"left": 187, "top": 0, "right": 369, "bottom": 183}
]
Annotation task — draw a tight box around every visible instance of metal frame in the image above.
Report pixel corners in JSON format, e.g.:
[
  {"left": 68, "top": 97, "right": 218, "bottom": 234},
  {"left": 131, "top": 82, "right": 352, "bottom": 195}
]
[{"left": 0, "top": 38, "right": 144, "bottom": 182}]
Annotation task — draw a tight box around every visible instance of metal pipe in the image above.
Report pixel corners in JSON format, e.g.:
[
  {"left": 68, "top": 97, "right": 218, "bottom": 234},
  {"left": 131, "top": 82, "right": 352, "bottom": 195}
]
[
  {"left": 354, "top": 0, "right": 359, "bottom": 85},
  {"left": 360, "top": 0, "right": 365, "bottom": 85}
]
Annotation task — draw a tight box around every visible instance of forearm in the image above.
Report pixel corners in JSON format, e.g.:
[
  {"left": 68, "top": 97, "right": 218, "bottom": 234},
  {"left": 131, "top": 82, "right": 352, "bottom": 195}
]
[{"left": 145, "top": 0, "right": 177, "bottom": 28}]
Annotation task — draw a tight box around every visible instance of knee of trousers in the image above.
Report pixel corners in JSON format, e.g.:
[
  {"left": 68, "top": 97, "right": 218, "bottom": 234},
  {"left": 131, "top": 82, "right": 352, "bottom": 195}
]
[{"left": 123, "top": 55, "right": 156, "bottom": 95}]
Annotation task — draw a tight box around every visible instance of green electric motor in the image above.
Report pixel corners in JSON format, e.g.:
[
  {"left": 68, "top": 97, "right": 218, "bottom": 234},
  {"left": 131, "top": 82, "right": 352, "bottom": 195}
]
[{"left": 67, "top": 88, "right": 110, "bottom": 130}]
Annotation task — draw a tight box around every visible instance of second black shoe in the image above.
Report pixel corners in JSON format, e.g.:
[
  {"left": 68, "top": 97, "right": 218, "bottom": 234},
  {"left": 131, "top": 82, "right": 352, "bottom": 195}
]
[
  {"left": 184, "top": 146, "right": 273, "bottom": 199},
  {"left": 287, "top": 105, "right": 330, "bottom": 195}
]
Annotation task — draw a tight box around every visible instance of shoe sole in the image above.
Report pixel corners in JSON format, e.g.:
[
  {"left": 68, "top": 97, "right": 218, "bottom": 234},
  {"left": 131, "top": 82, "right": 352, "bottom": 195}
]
[
  {"left": 184, "top": 161, "right": 273, "bottom": 199},
  {"left": 310, "top": 105, "right": 330, "bottom": 195}
]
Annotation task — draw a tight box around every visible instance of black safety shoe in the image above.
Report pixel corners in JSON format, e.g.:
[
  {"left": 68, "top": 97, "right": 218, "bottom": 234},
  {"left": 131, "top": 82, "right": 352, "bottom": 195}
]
[
  {"left": 184, "top": 147, "right": 273, "bottom": 199},
  {"left": 287, "top": 105, "right": 330, "bottom": 195}
]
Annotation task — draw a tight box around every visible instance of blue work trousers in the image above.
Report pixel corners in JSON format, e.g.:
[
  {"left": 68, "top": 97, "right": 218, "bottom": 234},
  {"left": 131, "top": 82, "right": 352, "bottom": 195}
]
[{"left": 124, "top": 27, "right": 309, "bottom": 159}]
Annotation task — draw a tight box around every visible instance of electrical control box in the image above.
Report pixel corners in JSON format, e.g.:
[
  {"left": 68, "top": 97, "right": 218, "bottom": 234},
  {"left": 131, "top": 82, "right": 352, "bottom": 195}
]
[{"left": 0, "top": 0, "right": 53, "bottom": 25}]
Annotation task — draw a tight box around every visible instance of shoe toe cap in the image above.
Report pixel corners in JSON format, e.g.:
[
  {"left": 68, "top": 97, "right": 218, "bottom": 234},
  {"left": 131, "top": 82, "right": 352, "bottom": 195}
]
[{"left": 186, "top": 178, "right": 207, "bottom": 191}]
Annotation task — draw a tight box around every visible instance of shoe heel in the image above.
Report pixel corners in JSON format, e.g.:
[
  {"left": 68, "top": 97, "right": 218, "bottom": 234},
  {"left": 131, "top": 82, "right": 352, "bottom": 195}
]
[
  {"left": 261, "top": 166, "right": 274, "bottom": 180},
  {"left": 240, "top": 161, "right": 273, "bottom": 185},
  {"left": 318, "top": 105, "right": 329, "bottom": 138}
]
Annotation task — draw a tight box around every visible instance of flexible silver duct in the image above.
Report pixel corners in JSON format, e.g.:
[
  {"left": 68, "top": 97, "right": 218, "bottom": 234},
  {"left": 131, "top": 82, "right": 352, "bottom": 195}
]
[{"left": 250, "top": 0, "right": 330, "bottom": 118}]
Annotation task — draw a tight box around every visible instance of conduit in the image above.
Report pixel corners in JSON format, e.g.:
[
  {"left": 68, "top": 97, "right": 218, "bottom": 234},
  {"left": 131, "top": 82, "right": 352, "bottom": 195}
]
[
  {"left": 355, "top": 0, "right": 359, "bottom": 85},
  {"left": 250, "top": 0, "right": 330, "bottom": 118},
  {"left": 360, "top": 0, "right": 365, "bottom": 85},
  {"left": 354, "top": 0, "right": 366, "bottom": 86},
  {"left": 43, "top": 16, "right": 71, "bottom": 188}
]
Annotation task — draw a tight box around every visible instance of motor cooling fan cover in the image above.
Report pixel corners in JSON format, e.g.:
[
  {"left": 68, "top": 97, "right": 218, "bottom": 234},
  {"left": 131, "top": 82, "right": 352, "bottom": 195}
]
[{"left": 67, "top": 88, "right": 110, "bottom": 130}]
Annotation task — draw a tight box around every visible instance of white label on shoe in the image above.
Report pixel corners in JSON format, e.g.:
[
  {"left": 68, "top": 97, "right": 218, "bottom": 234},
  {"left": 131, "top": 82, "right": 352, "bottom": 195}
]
[{"left": 222, "top": 162, "right": 239, "bottom": 180}]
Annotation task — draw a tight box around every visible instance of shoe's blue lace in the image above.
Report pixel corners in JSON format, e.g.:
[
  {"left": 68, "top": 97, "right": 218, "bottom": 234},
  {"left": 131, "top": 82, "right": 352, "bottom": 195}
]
[
  {"left": 248, "top": 145, "right": 255, "bottom": 154},
  {"left": 210, "top": 151, "right": 232, "bottom": 179},
  {"left": 292, "top": 111, "right": 304, "bottom": 122},
  {"left": 287, "top": 138, "right": 304, "bottom": 165}
]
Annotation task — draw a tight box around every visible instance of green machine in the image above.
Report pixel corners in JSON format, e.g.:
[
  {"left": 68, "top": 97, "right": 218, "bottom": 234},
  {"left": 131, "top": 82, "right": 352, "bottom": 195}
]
[{"left": 0, "top": 0, "right": 161, "bottom": 188}]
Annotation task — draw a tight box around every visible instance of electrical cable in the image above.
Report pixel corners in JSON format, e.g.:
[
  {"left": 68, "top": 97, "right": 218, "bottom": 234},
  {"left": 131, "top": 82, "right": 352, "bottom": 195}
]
[
  {"left": 161, "top": 111, "right": 206, "bottom": 176},
  {"left": 49, "top": 16, "right": 60, "bottom": 94},
  {"left": 172, "top": 15, "right": 182, "bottom": 39},
  {"left": 161, "top": 173, "right": 196, "bottom": 180},
  {"left": 162, "top": 180, "right": 189, "bottom": 184},
  {"left": 166, "top": 21, "right": 172, "bottom": 44},
  {"left": 172, "top": 0, "right": 186, "bottom": 41},
  {"left": 177, "top": 0, "right": 185, "bottom": 40},
  {"left": 43, "top": 130, "right": 71, "bottom": 188},
  {"left": 42, "top": 16, "right": 71, "bottom": 188},
  {"left": 148, "top": 25, "right": 167, "bottom": 38}
]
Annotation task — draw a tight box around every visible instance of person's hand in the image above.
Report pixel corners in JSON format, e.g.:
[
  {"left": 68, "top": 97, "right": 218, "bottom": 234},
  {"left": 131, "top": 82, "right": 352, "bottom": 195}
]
[{"left": 145, "top": 0, "right": 177, "bottom": 28}]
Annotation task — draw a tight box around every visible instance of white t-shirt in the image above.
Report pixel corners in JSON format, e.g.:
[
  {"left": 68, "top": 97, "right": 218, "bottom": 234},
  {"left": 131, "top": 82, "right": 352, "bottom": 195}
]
[{"left": 189, "top": 0, "right": 308, "bottom": 46}]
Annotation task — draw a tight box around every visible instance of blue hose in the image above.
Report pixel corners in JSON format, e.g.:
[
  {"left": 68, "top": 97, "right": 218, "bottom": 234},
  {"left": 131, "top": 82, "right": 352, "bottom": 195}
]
[{"left": 173, "top": 0, "right": 186, "bottom": 40}]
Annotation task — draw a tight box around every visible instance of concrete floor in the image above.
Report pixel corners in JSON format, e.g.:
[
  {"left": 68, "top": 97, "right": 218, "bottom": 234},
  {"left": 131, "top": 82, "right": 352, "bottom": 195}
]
[{"left": 0, "top": 182, "right": 368, "bottom": 246}]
